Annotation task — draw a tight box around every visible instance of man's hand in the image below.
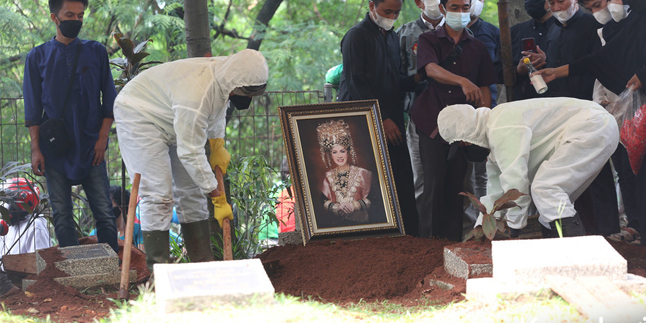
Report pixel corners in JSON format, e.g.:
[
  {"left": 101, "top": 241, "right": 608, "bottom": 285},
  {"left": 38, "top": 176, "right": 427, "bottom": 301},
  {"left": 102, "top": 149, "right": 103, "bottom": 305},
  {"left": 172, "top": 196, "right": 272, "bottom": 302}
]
[
  {"left": 536, "top": 68, "right": 557, "bottom": 83},
  {"left": 627, "top": 74, "right": 643, "bottom": 90},
  {"left": 517, "top": 45, "right": 547, "bottom": 74},
  {"left": 93, "top": 135, "right": 108, "bottom": 166},
  {"left": 459, "top": 78, "right": 482, "bottom": 105},
  {"left": 209, "top": 138, "right": 231, "bottom": 174},
  {"left": 31, "top": 149, "right": 45, "bottom": 176},
  {"left": 383, "top": 118, "right": 403, "bottom": 146}
]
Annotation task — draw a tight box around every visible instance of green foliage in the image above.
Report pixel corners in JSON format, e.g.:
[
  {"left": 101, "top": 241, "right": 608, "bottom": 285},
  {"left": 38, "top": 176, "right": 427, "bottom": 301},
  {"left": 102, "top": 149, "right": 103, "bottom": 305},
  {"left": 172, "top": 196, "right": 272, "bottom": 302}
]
[
  {"left": 223, "top": 155, "right": 289, "bottom": 259},
  {"left": 110, "top": 32, "right": 160, "bottom": 91},
  {"left": 461, "top": 189, "right": 525, "bottom": 241}
]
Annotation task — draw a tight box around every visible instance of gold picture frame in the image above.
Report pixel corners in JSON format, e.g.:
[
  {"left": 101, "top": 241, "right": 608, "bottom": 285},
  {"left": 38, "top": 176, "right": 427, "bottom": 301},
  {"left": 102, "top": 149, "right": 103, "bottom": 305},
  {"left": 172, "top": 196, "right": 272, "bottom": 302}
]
[{"left": 279, "top": 100, "right": 405, "bottom": 244}]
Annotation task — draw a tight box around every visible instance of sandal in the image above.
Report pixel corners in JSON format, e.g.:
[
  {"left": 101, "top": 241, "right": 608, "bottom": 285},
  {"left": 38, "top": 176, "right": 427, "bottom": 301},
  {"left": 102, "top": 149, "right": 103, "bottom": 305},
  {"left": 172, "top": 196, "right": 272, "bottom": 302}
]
[{"left": 608, "top": 227, "right": 641, "bottom": 243}]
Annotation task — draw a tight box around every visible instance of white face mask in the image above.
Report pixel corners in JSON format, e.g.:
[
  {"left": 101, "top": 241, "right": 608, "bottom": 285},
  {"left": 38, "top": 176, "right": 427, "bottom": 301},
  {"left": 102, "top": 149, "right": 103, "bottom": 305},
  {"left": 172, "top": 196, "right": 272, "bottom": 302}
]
[
  {"left": 608, "top": 3, "right": 629, "bottom": 22},
  {"left": 470, "top": 0, "right": 484, "bottom": 18},
  {"left": 423, "top": 0, "right": 443, "bottom": 20},
  {"left": 593, "top": 7, "right": 612, "bottom": 24},
  {"left": 444, "top": 10, "right": 471, "bottom": 31},
  {"left": 371, "top": 9, "right": 396, "bottom": 30},
  {"left": 553, "top": 1, "right": 577, "bottom": 24}
]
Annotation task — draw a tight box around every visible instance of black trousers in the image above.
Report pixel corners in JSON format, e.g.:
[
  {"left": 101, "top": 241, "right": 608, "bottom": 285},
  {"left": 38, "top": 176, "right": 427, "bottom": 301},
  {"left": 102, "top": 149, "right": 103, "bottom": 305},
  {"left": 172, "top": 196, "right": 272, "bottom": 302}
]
[
  {"left": 388, "top": 140, "right": 420, "bottom": 237},
  {"left": 612, "top": 144, "right": 646, "bottom": 245},
  {"left": 575, "top": 160, "right": 620, "bottom": 236},
  {"left": 417, "top": 129, "right": 468, "bottom": 241}
]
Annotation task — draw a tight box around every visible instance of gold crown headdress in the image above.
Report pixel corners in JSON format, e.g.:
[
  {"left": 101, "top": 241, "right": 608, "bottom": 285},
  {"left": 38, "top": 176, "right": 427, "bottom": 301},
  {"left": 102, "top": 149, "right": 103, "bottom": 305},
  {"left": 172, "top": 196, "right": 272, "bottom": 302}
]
[{"left": 316, "top": 119, "right": 358, "bottom": 168}]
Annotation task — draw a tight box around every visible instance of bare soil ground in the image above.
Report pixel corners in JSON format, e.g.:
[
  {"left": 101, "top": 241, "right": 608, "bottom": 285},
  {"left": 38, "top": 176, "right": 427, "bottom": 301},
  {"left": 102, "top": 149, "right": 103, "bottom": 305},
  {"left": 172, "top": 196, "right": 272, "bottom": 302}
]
[
  {"left": 2, "top": 235, "right": 645, "bottom": 322},
  {"left": 258, "top": 236, "right": 646, "bottom": 306}
]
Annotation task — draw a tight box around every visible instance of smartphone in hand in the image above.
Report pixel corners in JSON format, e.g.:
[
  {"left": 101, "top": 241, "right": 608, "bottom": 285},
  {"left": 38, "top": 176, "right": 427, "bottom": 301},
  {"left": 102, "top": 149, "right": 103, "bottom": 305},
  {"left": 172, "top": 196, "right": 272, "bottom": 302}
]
[{"left": 522, "top": 37, "right": 537, "bottom": 53}]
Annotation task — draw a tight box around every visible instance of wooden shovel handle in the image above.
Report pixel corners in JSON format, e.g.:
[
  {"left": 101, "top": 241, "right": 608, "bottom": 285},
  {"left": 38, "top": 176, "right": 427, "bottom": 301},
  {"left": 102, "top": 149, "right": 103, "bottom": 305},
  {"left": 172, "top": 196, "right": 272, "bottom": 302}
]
[
  {"left": 215, "top": 166, "right": 233, "bottom": 261},
  {"left": 119, "top": 173, "right": 141, "bottom": 300}
]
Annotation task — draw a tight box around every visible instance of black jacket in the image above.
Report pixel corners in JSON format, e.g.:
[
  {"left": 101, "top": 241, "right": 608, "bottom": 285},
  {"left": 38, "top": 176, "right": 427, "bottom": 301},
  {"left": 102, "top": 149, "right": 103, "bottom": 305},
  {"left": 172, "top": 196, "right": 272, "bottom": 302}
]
[
  {"left": 338, "top": 13, "right": 415, "bottom": 131},
  {"left": 545, "top": 8, "right": 601, "bottom": 99},
  {"left": 569, "top": 13, "right": 646, "bottom": 96}
]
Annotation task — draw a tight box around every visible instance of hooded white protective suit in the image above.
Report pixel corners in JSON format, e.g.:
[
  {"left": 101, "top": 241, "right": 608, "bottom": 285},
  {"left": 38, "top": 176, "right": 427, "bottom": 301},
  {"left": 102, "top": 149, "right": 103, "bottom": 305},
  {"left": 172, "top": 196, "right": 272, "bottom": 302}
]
[
  {"left": 114, "top": 49, "right": 268, "bottom": 231},
  {"left": 438, "top": 97, "right": 619, "bottom": 230}
]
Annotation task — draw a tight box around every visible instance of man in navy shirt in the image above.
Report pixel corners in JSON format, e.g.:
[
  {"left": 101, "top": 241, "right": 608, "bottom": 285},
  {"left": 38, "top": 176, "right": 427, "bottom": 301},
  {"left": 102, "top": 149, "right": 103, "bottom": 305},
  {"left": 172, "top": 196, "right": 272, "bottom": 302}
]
[{"left": 23, "top": 0, "right": 118, "bottom": 253}]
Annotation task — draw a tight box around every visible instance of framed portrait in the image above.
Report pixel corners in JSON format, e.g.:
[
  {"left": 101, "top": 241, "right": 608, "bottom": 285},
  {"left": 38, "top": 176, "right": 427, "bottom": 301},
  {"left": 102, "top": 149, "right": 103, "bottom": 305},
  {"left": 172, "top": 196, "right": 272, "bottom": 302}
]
[{"left": 279, "top": 100, "right": 405, "bottom": 244}]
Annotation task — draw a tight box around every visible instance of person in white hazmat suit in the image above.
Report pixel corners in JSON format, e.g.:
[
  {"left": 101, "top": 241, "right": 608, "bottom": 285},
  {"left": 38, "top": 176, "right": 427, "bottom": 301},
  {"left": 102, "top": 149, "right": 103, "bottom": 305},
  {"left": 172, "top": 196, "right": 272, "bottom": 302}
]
[
  {"left": 437, "top": 97, "right": 619, "bottom": 238},
  {"left": 114, "top": 49, "right": 268, "bottom": 271}
]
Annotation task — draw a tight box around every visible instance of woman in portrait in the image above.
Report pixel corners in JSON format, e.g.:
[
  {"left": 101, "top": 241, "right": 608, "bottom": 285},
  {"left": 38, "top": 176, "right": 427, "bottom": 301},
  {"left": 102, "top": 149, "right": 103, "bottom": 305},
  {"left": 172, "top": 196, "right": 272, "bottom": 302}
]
[{"left": 317, "top": 119, "right": 372, "bottom": 225}]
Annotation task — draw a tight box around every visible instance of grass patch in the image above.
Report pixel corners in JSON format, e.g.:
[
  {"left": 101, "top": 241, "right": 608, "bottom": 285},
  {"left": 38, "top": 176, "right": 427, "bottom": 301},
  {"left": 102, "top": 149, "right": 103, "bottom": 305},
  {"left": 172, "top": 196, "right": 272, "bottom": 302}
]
[{"left": 3, "top": 286, "right": 646, "bottom": 322}]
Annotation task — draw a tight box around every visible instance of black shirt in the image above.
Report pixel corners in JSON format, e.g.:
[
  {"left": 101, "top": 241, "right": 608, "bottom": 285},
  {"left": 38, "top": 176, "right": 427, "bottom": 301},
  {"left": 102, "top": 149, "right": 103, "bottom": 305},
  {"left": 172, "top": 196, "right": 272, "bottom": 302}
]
[
  {"left": 545, "top": 8, "right": 601, "bottom": 99},
  {"left": 569, "top": 13, "right": 646, "bottom": 96},
  {"left": 510, "top": 16, "right": 556, "bottom": 100},
  {"left": 339, "top": 13, "right": 414, "bottom": 131}
]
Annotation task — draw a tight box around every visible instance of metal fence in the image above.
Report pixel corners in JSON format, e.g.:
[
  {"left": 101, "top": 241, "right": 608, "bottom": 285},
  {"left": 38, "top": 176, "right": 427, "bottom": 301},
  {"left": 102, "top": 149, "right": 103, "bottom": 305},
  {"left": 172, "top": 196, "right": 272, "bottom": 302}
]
[{"left": 0, "top": 90, "right": 324, "bottom": 242}]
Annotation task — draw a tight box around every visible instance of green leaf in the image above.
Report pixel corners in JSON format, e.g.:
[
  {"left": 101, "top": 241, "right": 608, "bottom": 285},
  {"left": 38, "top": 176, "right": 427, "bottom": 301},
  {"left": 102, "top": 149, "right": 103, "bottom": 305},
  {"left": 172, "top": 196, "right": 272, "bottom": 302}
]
[
  {"left": 119, "top": 38, "right": 135, "bottom": 60},
  {"left": 482, "top": 214, "right": 497, "bottom": 240},
  {"left": 130, "top": 52, "right": 150, "bottom": 65},
  {"left": 495, "top": 201, "right": 520, "bottom": 212},
  {"left": 458, "top": 191, "right": 487, "bottom": 215},
  {"left": 133, "top": 39, "right": 153, "bottom": 54},
  {"left": 491, "top": 189, "right": 526, "bottom": 214},
  {"left": 112, "top": 32, "right": 123, "bottom": 44},
  {"left": 496, "top": 219, "right": 506, "bottom": 234}
]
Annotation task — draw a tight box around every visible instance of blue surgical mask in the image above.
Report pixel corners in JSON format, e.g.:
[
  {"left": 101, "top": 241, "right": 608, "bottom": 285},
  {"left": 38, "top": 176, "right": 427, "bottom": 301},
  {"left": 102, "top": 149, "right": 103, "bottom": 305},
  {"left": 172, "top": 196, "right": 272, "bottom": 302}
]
[{"left": 444, "top": 8, "right": 470, "bottom": 31}]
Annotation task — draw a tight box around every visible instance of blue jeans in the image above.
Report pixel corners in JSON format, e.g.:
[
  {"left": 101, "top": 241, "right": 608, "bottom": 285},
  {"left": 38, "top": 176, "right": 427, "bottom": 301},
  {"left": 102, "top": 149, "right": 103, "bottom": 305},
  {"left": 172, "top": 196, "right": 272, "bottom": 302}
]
[{"left": 45, "top": 163, "right": 119, "bottom": 253}]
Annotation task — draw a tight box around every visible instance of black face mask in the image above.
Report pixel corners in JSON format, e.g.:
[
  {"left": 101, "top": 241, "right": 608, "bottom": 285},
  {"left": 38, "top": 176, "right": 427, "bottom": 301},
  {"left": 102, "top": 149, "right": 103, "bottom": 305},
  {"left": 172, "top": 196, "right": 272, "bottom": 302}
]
[
  {"left": 624, "top": 0, "right": 646, "bottom": 14},
  {"left": 57, "top": 17, "right": 83, "bottom": 39},
  {"left": 112, "top": 206, "right": 121, "bottom": 218},
  {"left": 524, "top": 0, "right": 548, "bottom": 20},
  {"left": 463, "top": 145, "right": 490, "bottom": 163},
  {"left": 229, "top": 95, "right": 252, "bottom": 110}
]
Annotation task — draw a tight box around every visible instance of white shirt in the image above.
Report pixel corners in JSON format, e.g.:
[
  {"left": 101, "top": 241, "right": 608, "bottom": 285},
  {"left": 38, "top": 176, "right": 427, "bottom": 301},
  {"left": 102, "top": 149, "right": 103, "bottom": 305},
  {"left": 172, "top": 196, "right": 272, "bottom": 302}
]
[{"left": 1, "top": 216, "right": 51, "bottom": 257}]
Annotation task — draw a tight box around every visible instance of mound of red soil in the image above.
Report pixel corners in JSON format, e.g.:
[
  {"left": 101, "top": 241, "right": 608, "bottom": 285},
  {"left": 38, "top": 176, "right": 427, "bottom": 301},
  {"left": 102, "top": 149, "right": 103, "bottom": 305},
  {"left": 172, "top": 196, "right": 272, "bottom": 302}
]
[
  {"left": 2, "top": 237, "right": 150, "bottom": 322},
  {"left": 259, "top": 236, "right": 646, "bottom": 306}
]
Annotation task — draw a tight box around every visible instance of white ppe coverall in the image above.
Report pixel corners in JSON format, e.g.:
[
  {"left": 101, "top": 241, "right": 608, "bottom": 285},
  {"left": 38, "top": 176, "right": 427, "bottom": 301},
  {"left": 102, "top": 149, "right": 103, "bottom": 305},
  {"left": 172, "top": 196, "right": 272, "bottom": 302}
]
[
  {"left": 437, "top": 97, "right": 619, "bottom": 230},
  {"left": 114, "top": 49, "right": 268, "bottom": 231}
]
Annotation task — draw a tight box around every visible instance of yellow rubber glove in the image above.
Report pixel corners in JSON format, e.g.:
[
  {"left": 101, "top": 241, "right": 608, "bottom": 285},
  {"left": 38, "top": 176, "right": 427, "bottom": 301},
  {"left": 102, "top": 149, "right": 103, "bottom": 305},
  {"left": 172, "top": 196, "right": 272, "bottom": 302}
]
[
  {"left": 209, "top": 138, "right": 231, "bottom": 174},
  {"left": 211, "top": 195, "right": 233, "bottom": 227}
]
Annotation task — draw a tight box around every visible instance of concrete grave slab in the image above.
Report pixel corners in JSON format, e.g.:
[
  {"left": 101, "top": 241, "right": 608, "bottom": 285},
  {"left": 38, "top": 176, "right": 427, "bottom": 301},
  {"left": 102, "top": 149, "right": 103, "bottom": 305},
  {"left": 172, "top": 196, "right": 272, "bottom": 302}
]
[
  {"left": 444, "top": 246, "right": 492, "bottom": 280},
  {"left": 22, "top": 270, "right": 137, "bottom": 291},
  {"left": 36, "top": 243, "right": 118, "bottom": 276},
  {"left": 466, "top": 277, "right": 551, "bottom": 302},
  {"left": 154, "top": 259, "right": 275, "bottom": 313},
  {"left": 492, "top": 236, "right": 626, "bottom": 285},
  {"left": 467, "top": 274, "right": 646, "bottom": 302}
]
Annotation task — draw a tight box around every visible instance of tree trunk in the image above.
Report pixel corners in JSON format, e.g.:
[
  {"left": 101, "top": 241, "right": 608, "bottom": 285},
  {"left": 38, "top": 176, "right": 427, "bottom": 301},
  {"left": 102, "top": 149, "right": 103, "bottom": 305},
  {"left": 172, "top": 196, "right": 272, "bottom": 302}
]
[
  {"left": 496, "top": 0, "right": 530, "bottom": 104},
  {"left": 184, "top": 0, "right": 212, "bottom": 57},
  {"left": 247, "top": 0, "right": 284, "bottom": 50},
  {"left": 508, "top": 0, "right": 531, "bottom": 27}
]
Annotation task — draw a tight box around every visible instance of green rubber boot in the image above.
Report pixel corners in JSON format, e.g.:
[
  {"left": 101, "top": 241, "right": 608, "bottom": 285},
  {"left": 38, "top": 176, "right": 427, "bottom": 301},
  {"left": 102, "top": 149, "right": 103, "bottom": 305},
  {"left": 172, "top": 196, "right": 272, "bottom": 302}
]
[
  {"left": 181, "top": 220, "right": 215, "bottom": 263},
  {"left": 142, "top": 230, "right": 170, "bottom": 275}
]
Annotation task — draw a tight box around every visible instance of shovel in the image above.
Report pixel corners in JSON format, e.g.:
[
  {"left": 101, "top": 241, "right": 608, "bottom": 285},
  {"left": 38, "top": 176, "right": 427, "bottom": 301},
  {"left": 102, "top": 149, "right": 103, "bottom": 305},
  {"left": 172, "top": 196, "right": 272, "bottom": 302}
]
[
  {"left": 118, "top": 173, "right": 141, "bottom": 300},
  {"left": 214, "top": 166, "right": 233, "bottom": 260}
]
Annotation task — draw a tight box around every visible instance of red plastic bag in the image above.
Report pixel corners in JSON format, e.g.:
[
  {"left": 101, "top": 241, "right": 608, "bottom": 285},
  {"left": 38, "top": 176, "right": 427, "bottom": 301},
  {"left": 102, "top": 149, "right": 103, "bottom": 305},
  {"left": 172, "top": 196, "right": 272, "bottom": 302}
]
[{"left": 617, "top": 88, "right": 646, "bottom": 174}]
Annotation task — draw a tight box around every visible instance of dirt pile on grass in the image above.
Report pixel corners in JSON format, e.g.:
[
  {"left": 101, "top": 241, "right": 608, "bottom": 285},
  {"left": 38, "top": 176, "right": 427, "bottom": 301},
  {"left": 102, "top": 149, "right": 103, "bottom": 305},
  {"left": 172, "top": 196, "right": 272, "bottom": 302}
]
[
  {"left": 259, "top": 235, "right": 646, "bottom": 306},
  {"left": 2, "top": 237, "right": 149, "bottom": 322}
]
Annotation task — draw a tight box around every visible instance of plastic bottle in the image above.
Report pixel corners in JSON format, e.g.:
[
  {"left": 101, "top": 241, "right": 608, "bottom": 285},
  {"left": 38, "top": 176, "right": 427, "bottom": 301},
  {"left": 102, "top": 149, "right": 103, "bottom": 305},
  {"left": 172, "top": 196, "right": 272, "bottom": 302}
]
[{"left": 523, "top": 57, "right": 548, "bottom": 94}]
